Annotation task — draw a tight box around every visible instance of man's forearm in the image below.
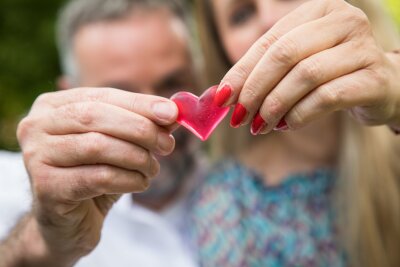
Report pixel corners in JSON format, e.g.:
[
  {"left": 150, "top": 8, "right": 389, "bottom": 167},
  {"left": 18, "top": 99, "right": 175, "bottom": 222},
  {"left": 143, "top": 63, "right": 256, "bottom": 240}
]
[
  {"left": 0, "top": 213, "right": 48, "bottom": 267},
  {"left": 0, "top": 213, "right": 76, "bottom": 267}
]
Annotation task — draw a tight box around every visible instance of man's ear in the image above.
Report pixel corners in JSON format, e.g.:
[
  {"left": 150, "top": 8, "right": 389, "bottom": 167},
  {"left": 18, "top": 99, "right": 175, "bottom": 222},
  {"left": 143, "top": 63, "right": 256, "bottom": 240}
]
[{"left": 57, "top": 76, "right": 72, "bottom": 91}]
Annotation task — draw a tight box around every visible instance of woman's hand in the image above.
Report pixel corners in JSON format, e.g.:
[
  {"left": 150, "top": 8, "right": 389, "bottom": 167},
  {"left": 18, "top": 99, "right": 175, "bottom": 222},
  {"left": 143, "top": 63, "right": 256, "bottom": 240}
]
[{"left": 215, "top": 0, "right": 400, "bottom": 135}]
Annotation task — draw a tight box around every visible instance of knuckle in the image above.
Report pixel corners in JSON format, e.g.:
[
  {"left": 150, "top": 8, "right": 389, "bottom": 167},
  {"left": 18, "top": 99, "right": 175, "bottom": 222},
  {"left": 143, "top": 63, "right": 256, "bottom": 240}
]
[
  {"left": 83, "top": 132, "right": 106, "bottom": 158},
  {"left": 318, "top": 85, "right": 343, "bottom": 110},
  {"left": 63, "top": 102, "right": 97, "bottom": 127},
  {"left": 269, "top": 37, "right": 298, "bottom": 65},
  {"left": 347, "top": 39, "right": 364, "bottom": 52},
  {"left": 352, "top": 8, "right": 369, "bottom": 27},
  {"left": 148, "top": 156, "right": 160, "bottom": 178},
  {"left": 76, "top": 103, "right": 97, "bottom": 127},
  {"left": 364, "top": 47, "right": 381, "bottom": 66},
  {"left": 345, "top": 7, "right": 370, "bottom": 30},
  {"left": 135, "top": 119, "right": 156, "bottom": 144},
  {"left": 127, "top": 172, "right": 150, "bottom": 193},
  {"left": 135, "top": 149, "right": 151, "bottom": 169},
  {"left": 69, "top": 176, "right": 93, "bottom": 200},
  {"left": 95, "top": 166, "right": 114, "bottom": 191},
  {"left": 17, "top": 117, "right": 35, "bottom": 142},
  {"left": 363, "top": 69, "right": 390, "bottom": 106},
  {"left": 58, "top": 136, "right": 77, "bottom": 157},
  {"left": 296, "top": 59, "right": 321, "bottom": 84},
  {"left": 239, "top": 85, "right": 265, "bottom": 115},
  {"left": 289, "top": 106, "right": 306, "bottom": 128},
  {"left": 231, "top": 63, "right": 251, "bottom": 82},
  {"left": 138, "top": 176, "right": 151, "bottom": 192},
  {"left": 136, "top": 119, "right": 152, "bottom": 136},
  {"left": 351, "top": 41, "right": 376, "bottom": 66},
  {"left": 129, "top": 94, "right": 138, "bottom": 113},
  {"left": 33, "top": 92, "right": 52, "bottom": 107},
  {"left": 348, "top": 40, "right": 361, "bottom": 51},
  {"left": 22, "top": 144, "right": 38, "bottom": 164},
  {"left": 266, "top": 31, "right": 280, "bottom": 45},
  {"left": 258, "top": 31, "right": 280, "bottom": 53},
  {"left": 369, "top": 69, "right": 388, "bottom": 90},
  {"left": 265, "top": 94, "right": 285, "bottom": 118},
  {"left": 242, "top": 83, "right": 261, "bottom": 104}
]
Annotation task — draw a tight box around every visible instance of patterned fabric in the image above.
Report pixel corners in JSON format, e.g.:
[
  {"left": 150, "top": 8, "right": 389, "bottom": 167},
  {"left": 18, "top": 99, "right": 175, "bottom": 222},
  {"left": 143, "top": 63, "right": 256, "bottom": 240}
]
[{"left": 188, "top": 160, "right": 346, "bottom": 267}]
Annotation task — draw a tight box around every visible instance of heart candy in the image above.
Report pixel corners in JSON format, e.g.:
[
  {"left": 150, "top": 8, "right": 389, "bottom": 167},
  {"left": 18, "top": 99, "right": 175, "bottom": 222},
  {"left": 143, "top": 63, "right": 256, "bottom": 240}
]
[{"left": 171, "top": 86, "right": 230, "bottom": 141}]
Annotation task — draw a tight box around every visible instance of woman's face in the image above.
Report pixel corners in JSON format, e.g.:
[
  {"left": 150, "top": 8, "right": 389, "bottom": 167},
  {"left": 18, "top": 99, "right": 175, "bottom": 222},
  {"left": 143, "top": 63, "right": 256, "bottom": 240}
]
[{"left": 211, "top": 0, "right": 308, "bottom": 64}]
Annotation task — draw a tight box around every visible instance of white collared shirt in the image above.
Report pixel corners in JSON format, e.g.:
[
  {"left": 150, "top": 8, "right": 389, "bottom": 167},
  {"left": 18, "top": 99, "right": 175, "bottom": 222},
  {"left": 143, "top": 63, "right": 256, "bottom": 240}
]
[
  {"left": 0, "top": 151, "right": 31, "bottom": 237},
  {"left": 0, "top": 151, "right": 200, "bottom": 267},
  {"left": 77, "top": 194, "right": 197, "bottom": 267}
]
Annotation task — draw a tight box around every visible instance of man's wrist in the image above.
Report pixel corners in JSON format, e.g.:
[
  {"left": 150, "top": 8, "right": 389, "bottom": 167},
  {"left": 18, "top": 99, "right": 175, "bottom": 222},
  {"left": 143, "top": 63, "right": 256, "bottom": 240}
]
[
  {"left": 0, "top": 213, "right": 80, "bottom": 267},
  {"left": 19, "top": 215, "right": 59, "bottom": 266},
  {"left": 22, "top": 214, "right": 85, "bottom": 267},
  {"left": 0, "top": 214, "right": 48, "bottom": 267}
]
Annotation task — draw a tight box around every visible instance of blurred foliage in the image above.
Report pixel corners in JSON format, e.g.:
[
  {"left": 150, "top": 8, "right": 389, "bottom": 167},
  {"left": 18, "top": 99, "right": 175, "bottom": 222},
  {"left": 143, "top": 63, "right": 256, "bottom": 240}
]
[
  {"left": 0, "top": 0, "right": 67, "bottom": 150},
  {"left": 0, "top": 0, "right": 399, "bottom": 151},
  {"left": 386, "top": 0, "right": 400, "bottom": 27}
]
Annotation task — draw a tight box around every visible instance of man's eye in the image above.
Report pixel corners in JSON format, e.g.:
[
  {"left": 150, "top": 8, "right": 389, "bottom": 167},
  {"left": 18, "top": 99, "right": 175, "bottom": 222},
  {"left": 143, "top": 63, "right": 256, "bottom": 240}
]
[{"left": 229, "top": 4, "right": 256, "bottom": 26}]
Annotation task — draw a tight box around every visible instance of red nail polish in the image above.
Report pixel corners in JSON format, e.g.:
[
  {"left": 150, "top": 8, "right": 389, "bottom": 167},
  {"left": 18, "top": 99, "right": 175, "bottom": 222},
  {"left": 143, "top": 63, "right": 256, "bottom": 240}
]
[
  {"left": 231, "top": 103, "right": 248, "bottom": 128},
  {"left": 251, "top": 112, "right": 267, "bottom": 135},
  {"left": 275, "top": 119, "right": 288, "bottom": 131},
  {"left": 214, "top": 84, "right": 232, "bottom": 107}
]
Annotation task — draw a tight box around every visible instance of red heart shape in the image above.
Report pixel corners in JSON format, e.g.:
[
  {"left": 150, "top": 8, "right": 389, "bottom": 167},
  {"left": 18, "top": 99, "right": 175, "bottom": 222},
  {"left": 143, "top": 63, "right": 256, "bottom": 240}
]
[{"left": 171, "top": 86, "right": 230, "bottom": 141}]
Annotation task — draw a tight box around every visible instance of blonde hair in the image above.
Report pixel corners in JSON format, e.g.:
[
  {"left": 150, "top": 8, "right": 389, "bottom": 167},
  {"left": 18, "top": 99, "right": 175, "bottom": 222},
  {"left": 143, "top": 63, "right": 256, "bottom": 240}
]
[{"left": 194, "top": 0, "right": 400, "bottom": 266}]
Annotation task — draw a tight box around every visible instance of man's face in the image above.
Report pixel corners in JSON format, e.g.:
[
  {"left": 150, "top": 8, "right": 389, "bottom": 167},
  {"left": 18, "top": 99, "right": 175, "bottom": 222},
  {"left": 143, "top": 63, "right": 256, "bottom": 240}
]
[
  {"left": 72, "top": 8, "right": 195, "bottom": 96},
  {"left": 67, "top": 8, "right": 197, "bottom": 201}
]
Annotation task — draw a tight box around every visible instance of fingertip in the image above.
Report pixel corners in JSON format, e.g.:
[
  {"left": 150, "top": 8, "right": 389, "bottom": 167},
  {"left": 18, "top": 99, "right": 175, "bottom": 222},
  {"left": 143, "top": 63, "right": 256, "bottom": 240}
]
[
  {"left": 149, "top": 155, "right": 161, "bottom": 178},
  {"left": 152, "top": 100, "right": 179, "bottom": 125},
  {"left": 251, "top": 112, "right": 267, "bottom": 135},
  {"left": 215, "top": 83, "right": 233, "bottom": 107},
  {"left": 274, "top": 119, "right": 289, "bottom": 131},
  {"left": 156, "top": 132, "right": 175, "bottom": 156},
  {"left": 230, "top": 103, "right": 248, "bottom": 128},
  {"left": 169, "top": 100, "right": 179, "bottom": 120}
]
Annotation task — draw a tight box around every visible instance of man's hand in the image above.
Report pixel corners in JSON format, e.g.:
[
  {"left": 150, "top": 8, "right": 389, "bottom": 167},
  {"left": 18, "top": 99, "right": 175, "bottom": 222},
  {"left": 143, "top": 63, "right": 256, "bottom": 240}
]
[{"left": 13, "top": 87, "right": 178, "bottom": 266}]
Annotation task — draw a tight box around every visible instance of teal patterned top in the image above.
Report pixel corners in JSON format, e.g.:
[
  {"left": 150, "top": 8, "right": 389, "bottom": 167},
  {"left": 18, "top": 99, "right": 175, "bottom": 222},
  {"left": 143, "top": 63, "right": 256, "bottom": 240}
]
[{"left": 188, "top": 160, "right": 346, "bottom": 267}]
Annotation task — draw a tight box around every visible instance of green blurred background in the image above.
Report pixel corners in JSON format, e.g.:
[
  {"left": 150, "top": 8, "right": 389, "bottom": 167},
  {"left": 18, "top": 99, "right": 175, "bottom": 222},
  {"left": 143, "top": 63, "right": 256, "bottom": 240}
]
[{"left": 0, "top": 0, "right": 399, "bottom": 151}]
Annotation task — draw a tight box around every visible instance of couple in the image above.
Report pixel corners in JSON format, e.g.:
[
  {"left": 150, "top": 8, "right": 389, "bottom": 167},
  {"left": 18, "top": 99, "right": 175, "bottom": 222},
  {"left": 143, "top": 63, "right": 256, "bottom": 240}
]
[{"left": 1, "top": 0, "right": 400, "bottom": 266}]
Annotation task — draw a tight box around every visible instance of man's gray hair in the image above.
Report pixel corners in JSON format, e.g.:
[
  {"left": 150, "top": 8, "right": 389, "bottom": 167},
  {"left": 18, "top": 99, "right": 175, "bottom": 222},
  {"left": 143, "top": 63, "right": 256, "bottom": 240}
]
[{"left": 57, "top": 0, "right": 187, "bottom": 85}]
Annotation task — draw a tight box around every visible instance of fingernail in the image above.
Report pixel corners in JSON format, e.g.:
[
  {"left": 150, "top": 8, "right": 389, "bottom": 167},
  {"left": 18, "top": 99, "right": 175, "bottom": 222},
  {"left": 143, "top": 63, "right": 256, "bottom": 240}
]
[
  {"left": 157, "top": 132, "right": 174, "bottom": 154},
  {"left": 274, "top": 119, "right": 289, "bottom": 131},
  {"left": 231, "top": 103, "right": 248, "bottom": 128},
  {"left": 152, "top": 101, "right": 177, "bottom": 122},
  {"left": 251, "top": 112, "right": 267, "bottom": 135},
  {"left": 214, "top": 83, "right": 232, "bottom": 107}
]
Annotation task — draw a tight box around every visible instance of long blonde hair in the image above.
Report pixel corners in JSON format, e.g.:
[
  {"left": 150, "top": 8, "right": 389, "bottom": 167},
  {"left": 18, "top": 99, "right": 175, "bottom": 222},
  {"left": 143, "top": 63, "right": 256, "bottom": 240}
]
[{"left": 194, "top": 0, "right": 400, "bottom": 266}]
